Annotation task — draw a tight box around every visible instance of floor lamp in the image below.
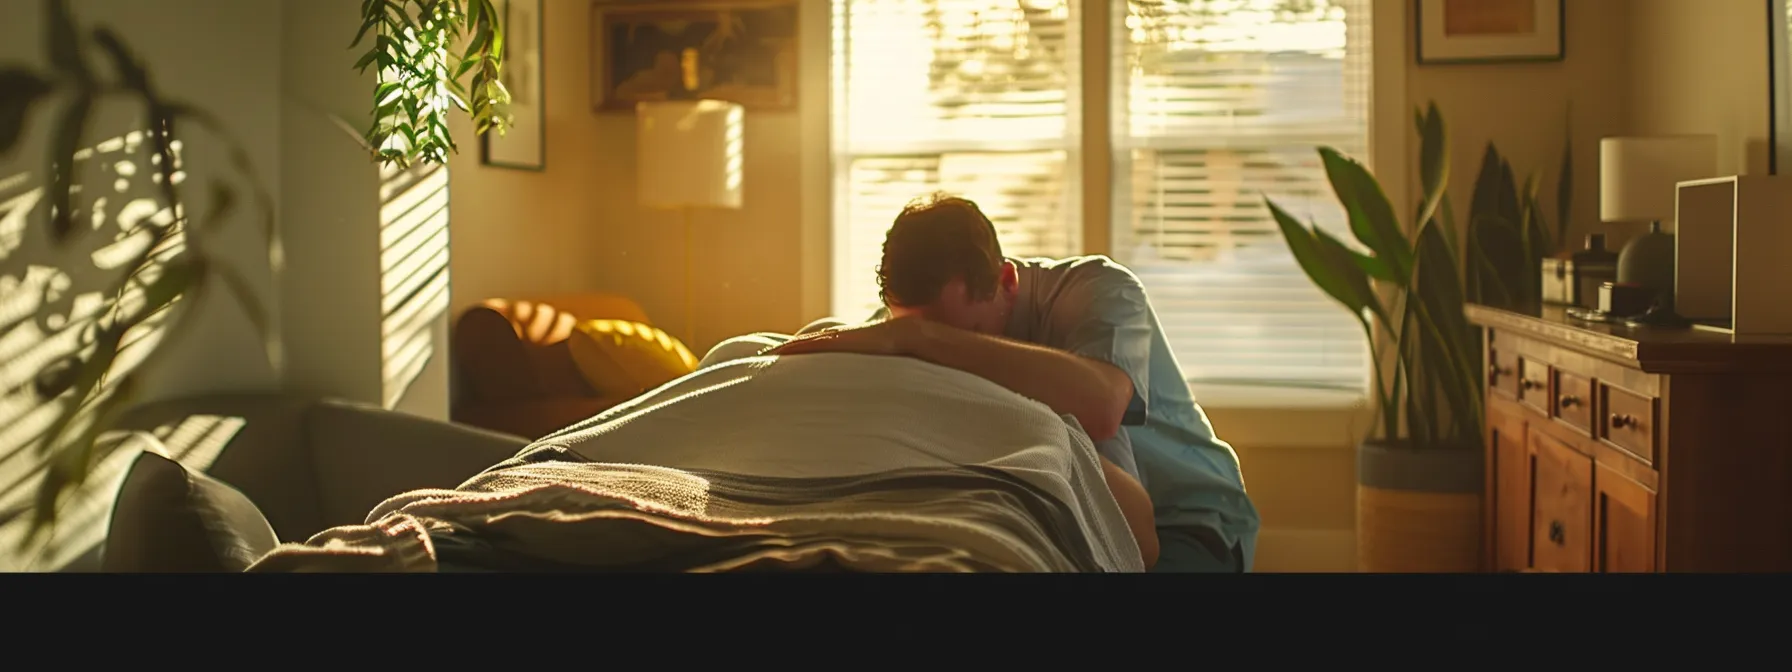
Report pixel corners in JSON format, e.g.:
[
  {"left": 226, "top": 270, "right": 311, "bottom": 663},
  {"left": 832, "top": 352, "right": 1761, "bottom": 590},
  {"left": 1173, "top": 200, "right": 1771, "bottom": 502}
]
[{"left": 636, "top": 100, "right": 745, "bottom": 349}]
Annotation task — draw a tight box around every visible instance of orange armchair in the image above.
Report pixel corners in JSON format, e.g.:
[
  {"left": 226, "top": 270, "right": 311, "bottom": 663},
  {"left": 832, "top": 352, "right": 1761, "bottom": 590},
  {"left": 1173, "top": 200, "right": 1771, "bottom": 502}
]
[{"left": 452, "top": 294, "right": 660, "bottom": 439}]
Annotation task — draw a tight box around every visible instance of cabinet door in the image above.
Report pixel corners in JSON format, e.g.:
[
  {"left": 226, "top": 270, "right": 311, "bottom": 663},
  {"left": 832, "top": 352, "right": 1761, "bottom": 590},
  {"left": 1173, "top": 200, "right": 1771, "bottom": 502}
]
[
  {"left": 1529, "top": 429, "right": 1594, "bottom": 572},
  {"left": 1594, "top": 462, "right": 1658, "bottom": 573},
  {"left": 1488, "top": 400, "right": 1531, "bottom": 572}
]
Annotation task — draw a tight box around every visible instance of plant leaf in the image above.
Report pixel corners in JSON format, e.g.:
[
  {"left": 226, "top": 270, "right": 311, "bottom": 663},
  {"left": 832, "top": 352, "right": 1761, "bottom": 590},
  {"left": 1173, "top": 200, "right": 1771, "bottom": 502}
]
[
  {"left": 1414, "top": 101, "right": 1449, "bottom": 234},
  {"left": 1556, "top": 103, "right": 1574, "bottom": 252},
  {"left": 1318, "top": 146, "right": 1413, "bottom": 283},
  {"left": 1266, "top": 197, "right": 1379, "bottom": 324}
]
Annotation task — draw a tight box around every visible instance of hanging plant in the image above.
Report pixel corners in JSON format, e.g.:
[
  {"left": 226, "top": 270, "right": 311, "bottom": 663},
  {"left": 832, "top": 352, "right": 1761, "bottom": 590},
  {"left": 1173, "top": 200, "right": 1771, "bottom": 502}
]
[{"left": 351, "top": 0, "right": 514, "bottom": 168}]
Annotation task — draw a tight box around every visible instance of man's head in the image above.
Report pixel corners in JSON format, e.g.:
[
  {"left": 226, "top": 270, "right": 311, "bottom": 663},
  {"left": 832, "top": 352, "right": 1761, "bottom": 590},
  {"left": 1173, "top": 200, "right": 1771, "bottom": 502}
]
[{"left": 876, "top": 192, "right": 1019, "bottom": 335}]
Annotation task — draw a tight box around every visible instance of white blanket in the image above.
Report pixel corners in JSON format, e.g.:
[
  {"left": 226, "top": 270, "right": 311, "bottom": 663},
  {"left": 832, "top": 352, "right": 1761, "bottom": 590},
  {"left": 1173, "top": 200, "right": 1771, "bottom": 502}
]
[
  {"left": 541, "top": 353, "right": 1144, "bottom": 571},
  {"left": 249, "top": 353, "right": 1144, "bottom": 573}
]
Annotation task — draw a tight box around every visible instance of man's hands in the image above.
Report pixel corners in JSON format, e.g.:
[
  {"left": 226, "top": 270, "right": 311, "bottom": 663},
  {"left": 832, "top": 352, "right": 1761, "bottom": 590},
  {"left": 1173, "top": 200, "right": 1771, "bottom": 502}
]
[{"left": 766, "top": 316, "right": 932, "bottom": 358}]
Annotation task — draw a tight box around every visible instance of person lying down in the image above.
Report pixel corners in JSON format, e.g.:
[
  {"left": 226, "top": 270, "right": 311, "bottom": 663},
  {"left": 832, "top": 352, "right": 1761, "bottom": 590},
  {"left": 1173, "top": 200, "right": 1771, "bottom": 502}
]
[{"left": 246, "top": 351, "right": 1159, "bottom": 573}]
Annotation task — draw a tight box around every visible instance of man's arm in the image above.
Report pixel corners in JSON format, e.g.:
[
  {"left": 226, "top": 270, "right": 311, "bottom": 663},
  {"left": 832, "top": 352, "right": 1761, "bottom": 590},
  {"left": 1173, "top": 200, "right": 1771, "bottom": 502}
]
[
  {"left": 1101, "top": 454, "right": 1159, "bottom": 569},
  {"left": 905, "top": 320, "right": 1134, "bottom": 443}
]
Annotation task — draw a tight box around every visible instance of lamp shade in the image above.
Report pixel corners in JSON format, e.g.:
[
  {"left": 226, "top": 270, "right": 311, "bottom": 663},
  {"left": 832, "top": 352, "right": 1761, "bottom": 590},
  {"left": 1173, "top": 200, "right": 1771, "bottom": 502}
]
[
  {"left": 636, "top": 100, "right": 745, "bottom": 210},
  {"left": 1599, "top": 135, "right": 1718, "bottom": 223}
]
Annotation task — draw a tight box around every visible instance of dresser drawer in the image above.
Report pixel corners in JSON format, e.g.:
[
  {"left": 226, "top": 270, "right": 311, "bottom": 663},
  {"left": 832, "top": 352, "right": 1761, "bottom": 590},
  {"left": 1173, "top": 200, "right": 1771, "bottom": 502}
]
[
  {"left": 1488, "top": 347, "right": 1520, "bottom": 398},
  {"left": 1552, "top": 369, "right": 1594, "bottom": 434},
  {"left": 1599, "top": 383, "right": 1659, "bottom": 464},
  {"left": 1517, "top": 357, "right": 1552, "bottom": 414},
  {"left": 1529, "top": 429, "right": 1593, "bottom": 573}
]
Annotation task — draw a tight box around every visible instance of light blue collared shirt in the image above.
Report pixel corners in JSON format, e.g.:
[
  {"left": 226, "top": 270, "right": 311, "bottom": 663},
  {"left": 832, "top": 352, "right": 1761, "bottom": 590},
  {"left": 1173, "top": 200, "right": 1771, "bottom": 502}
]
[{"left": 882, "top": 256, "right": 1261, "bottom": 571}]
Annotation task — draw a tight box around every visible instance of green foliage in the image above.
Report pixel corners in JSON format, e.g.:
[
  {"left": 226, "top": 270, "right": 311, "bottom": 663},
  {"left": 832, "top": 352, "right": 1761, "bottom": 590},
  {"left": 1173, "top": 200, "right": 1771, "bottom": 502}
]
[
  {"left": 1266, "top": 102, "right": 1483, "bottom": 449},
  {"left": 1464, "top": 110, "right": 1574, "bottom": 312},
  {"left": 352, "top": 0, "right": 512, "bottom": 168},
  {"left": 0, "top": 0, "right": 276, "bottom": 549}
]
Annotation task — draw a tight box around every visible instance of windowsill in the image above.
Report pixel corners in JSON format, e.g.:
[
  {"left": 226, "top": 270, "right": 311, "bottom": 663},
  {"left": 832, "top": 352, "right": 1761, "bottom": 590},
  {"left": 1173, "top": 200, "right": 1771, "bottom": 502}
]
[
  {"left": 1190, "top": 383, "right": 1369, "bottom": 411},
  {"left": 1192, "top": 383, "right": 1373, "bottom": 452}
]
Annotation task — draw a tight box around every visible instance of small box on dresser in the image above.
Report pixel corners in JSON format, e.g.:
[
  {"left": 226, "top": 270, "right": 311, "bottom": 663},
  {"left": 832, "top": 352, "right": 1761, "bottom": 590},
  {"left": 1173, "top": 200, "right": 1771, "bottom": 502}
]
[
  {"left": 1469, "top": 303, "right": 1792, "bottom": 572},
  {"left": 1675, "top": 175, "right": 1792, "bottom": 334}
]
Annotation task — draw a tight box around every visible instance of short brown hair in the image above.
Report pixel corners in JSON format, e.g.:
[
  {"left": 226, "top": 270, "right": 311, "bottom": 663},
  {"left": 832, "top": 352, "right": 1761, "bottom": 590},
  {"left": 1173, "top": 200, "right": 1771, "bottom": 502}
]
[{"left": 876, "top": 192, "right": 1005, "bottom": 307}]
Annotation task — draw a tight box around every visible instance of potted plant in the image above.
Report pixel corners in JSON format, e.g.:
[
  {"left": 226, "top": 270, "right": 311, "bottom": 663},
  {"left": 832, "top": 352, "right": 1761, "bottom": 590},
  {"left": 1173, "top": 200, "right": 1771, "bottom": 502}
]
[
  {"left": 1265, "top": 102, "right": 1485, "bottom": 573},
  {"left": 1464, "top": 118, "right": 1574, "bottom": 313}
]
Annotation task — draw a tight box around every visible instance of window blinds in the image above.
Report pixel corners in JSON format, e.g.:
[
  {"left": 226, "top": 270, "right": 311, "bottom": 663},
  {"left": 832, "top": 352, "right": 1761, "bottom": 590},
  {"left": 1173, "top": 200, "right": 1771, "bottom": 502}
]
[
  {"left": 831, "top": 0, "right": 1082, "bottom": 319},
  {"left": 830, "top": 0, "right": 1372, "bottom": 395},
  {"left": 1113, "top": 0, "right": 1372, "bottom": 392}
]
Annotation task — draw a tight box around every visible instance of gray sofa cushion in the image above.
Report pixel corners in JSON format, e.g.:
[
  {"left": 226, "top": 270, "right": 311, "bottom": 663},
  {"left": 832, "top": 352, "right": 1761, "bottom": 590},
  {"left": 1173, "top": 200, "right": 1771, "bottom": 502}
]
[{"left": 103, "top": 449, "right": 279, "bottom": 573}]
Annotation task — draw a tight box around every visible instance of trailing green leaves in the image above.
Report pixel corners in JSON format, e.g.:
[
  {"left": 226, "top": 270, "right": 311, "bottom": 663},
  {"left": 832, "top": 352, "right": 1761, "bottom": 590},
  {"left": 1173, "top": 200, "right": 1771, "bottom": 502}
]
[{"left": 353, "top": 0, "right": 511, "bottom": 168}]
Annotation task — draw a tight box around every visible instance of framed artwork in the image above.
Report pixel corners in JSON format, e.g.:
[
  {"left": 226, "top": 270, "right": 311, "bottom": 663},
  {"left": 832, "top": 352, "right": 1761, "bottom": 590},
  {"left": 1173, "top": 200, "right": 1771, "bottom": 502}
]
[
  {"left": 482, "top": 0, "right": 546, "bottom": 170},
  {"left": 591, "top": 0, "right": 799, "bottom": 112},
  {"left": 1416, "top": 0, "right": 1565, "bottom": 65}
]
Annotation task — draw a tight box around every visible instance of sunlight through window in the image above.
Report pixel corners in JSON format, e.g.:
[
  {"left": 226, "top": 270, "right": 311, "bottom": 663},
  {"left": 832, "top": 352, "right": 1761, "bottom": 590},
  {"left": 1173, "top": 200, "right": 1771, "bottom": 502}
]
[
  {"left": 831, "top": 0, "right": 1079, "bottom": 319},
  {"left": 378, "top": 164, "right": 451, "bottom": 409},
  {"left": 0, "top": 130, "right": 193, "bottom": 570},
  {"left": 831, "top": 0, "right": 1373, "bottom": 396},
  {"left": 1117, "top": 0, "right": 1371, "bottom": 394}
]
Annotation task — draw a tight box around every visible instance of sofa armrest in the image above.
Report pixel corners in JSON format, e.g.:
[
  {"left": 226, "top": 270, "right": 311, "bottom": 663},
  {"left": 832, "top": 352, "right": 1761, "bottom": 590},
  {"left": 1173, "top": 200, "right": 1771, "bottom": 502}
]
[{"left": 304, "top": 400, "right": 530, "bottom": 528}]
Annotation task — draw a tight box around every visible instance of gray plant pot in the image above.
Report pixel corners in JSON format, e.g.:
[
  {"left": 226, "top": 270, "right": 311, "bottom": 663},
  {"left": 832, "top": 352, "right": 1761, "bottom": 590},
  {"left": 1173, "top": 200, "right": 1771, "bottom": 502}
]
[
  {"left": 1357, "top": 439, "right": 1483, "bottom": 494},
  {"left": 1355, "top": 439, "right": 1484, "bottom": 572}
]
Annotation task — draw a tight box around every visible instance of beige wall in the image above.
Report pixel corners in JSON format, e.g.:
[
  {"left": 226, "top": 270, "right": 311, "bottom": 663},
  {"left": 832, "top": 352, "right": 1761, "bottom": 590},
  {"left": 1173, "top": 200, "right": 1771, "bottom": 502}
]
[
  {"left": 1407, "top": 0, "right": 1635, "bottom": 249},
  {"left": 448, "top": 0, "right": 832, "bottom": 357},
  {"left": 1627, "top": 0, "right": 1772, "bottom": 179}
]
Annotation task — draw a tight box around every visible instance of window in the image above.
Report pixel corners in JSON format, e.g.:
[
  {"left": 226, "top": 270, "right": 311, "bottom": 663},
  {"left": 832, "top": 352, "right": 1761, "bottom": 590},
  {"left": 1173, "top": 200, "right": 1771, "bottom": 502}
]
[{"left": 831, "top": 0, "right": 1372, "bottom": 398}]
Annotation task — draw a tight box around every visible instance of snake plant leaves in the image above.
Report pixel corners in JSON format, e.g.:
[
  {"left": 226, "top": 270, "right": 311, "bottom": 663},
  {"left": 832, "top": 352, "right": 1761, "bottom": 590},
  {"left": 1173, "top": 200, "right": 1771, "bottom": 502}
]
[
  {"left": 1410, "top": 217, "right": 1482, "bottom": 440},
  {"left": 1415, "top": 101, "right": 1450, "bottom": 232},
  {"left": 1556, "top": 105, "right": 1574, "bottom": 252},
  {"left": 1266, "top": 198, "right": 1382, "bottom": 328},
  {"left": 1318, "top": 146, "right": 1413, "bottom": 283}
]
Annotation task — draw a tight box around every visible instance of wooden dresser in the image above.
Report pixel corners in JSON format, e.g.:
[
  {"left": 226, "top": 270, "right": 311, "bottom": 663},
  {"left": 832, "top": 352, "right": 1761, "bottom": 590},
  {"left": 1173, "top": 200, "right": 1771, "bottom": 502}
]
[{"left": 1467, "top": 304, "right": 1792, "bottom": 572}]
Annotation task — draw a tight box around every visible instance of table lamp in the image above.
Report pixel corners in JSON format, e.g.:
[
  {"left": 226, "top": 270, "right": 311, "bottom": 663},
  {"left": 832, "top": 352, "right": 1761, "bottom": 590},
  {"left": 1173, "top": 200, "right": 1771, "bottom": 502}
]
[
  {"left": 1598, "top": 135, "right": 1717, "bottom": 327},
  {"left": 636, "top": 99, "right": 745, "bottom": 347}
]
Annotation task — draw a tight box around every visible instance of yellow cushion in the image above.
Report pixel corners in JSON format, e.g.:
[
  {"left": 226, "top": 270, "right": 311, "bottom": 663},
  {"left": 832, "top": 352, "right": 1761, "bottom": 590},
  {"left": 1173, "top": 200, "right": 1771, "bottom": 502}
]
[{"left": 567, "top": 319, "right": 699, "bottom": 397}]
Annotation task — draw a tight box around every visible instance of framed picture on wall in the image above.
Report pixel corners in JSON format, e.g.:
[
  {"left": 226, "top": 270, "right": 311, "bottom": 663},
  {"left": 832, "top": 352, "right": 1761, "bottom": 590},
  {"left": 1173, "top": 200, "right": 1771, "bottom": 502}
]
[
  {"left": 591, "top": 0, "right": 799, "bottom": 112},
  {"left": 1416, "top": 0, "right": 1565, "bottom": 65},
  {"left": 483, "top": 0, "right": 546, "bottom": 170}
]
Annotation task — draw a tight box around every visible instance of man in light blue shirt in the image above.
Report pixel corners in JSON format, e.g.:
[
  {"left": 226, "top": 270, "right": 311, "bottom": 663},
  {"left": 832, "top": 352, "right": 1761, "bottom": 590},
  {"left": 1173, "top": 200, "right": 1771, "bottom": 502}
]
[{"left": 760, "top": 192, "right": 1260, "bottom": 572}]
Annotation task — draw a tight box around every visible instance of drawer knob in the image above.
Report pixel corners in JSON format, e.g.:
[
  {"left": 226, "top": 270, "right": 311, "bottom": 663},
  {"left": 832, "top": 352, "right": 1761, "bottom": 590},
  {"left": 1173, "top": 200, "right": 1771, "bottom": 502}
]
[
  {"left": 1488, "top": 364, "right": 1512, "bottom": 385},
  {"left": 1558, "top": 395, "right": 1580, "bottom": 409},
  {"left": 1521, "top": 379, "right": 1544, "bottom": 391},
  {"left": 1548, "top": 521, "right": 1566, "bottom": 546},
  {"left": 1611, "top": 413, "right": 1636, "bottom": 429}
]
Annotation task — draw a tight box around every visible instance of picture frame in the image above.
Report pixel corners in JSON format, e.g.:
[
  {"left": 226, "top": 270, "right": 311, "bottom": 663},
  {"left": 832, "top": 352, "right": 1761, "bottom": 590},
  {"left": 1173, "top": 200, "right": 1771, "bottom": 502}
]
[
  {"left": 591, "top": 0, "right": 800, "bottom": 113},
  {"left": 482, "top": 0, "right": 546, "bottom": 171},
  {"left": 1415, "top": 0, "right": 1565, "bottom": 65}
]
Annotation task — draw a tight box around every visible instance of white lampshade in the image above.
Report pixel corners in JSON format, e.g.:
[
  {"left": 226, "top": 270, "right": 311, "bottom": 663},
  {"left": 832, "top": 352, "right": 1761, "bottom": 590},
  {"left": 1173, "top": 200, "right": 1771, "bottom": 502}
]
[
  {"left": 1600, "top": 135, "right": 1718, "bottom": 223},
  {"left": 636, "top": 100, "right": 745, "bottom": 210}
]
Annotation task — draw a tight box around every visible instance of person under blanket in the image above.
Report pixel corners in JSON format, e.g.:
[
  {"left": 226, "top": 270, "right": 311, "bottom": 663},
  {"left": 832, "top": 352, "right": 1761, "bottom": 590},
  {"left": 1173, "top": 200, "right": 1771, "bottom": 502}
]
[{"left": 703, "top": 193, "right": 1259, "bottom": 573}]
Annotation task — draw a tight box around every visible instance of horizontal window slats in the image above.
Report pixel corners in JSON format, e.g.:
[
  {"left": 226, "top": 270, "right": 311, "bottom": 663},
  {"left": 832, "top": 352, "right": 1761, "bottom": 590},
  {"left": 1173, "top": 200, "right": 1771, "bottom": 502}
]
[{"left": 1113, "top": 0, "right": 1372, "bottom": 392}]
